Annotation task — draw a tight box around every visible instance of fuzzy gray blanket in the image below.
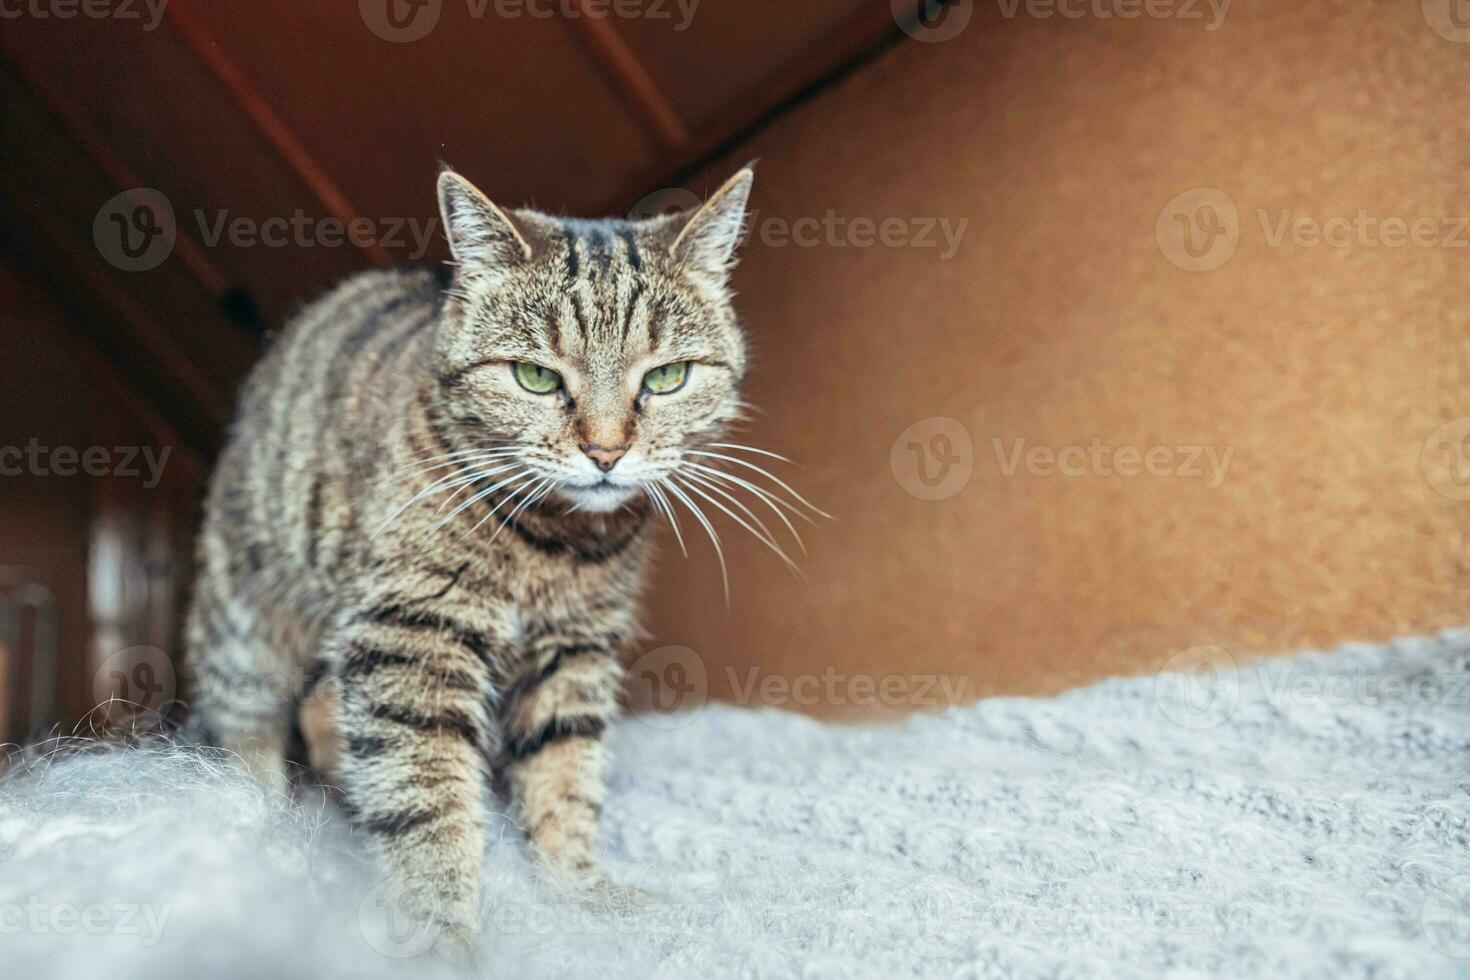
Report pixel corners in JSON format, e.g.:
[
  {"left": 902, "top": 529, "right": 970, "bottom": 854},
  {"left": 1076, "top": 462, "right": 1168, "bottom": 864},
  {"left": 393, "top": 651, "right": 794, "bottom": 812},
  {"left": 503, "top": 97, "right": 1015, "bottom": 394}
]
[{"left": 2, "top": 630, "right": 1468, "bottom": 978}]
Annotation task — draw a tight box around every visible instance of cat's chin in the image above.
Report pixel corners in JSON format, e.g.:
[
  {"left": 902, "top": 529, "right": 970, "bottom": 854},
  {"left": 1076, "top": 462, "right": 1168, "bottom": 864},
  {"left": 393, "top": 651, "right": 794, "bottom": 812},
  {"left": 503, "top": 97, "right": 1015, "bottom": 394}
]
[{"left": 557, "top": 482, "right": 643, "bottom": 513}]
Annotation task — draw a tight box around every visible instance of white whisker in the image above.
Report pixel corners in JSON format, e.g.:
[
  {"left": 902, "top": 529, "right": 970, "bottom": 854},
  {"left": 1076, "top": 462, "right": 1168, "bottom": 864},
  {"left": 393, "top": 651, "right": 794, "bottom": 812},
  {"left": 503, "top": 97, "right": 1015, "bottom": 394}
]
[
  {"left": 373, "top": 470, "right": 486, "bottom": 538},
  {"left": 705, "top": 441, "right": 792, "bottom": 464},
  {"left": 430, "top": 464, "right": 523, "bottom": 516},
  {"left": 371, "top": 461, "right": 519, "bottom": 538},
  {"left": 427, "top": 470, "right": 533, "bottom": 539},
  {"left": 400, "top": 444, "right": 519, "bottom": 468},
  {"left": 456, "top": 474, "right": 538, "bottom": 538},
  {"left": 390, "top": 449, "right": 522, "bottom": 485},
  {"left": 662, "top": 480, "right": 729, "bottom": 604},
  {"left": 484, "top": 477, "right": 557, "bottom": 544},
  {"left": 687, "top": 449, "right": 832, "bottom": 519},
  {"left": 645, "top": 483, "right": 687, "bottom": 558},
  {"left": 685, "top": 462, "right": 813, "bottom": 549},
  {"left": 681, "top": 471, "right": 793, "bottom": 558},
  {"left": 673, "top": 475, "right": 802, "bottom": 576}
]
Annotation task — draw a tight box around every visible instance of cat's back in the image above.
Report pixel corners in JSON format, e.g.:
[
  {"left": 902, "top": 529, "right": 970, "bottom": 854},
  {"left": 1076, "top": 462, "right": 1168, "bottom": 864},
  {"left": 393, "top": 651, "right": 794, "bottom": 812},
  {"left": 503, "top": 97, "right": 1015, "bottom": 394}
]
[
  {"left": 201, "top": 266, "right": 443, "bottom": 583},
  {"left": 235, "top": 266, "right": 444, "bottom": 430}
]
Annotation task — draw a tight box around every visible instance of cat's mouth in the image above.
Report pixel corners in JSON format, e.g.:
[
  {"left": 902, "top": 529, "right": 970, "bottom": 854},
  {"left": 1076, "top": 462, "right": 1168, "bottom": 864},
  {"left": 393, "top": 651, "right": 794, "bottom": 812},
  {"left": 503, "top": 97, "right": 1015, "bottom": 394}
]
[{"left": 559, "top": 478, "right": 643, "bottom": 513}]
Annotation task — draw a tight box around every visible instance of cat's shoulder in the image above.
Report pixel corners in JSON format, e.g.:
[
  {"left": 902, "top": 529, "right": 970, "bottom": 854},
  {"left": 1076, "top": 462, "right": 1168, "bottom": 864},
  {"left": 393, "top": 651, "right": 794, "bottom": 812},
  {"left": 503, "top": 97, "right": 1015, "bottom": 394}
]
[
  {"left": 310, "top": 265, "right": 446, "bottom": 317},
  {"left": 263, "top": 265, "right": 445, "bottom": 349}
]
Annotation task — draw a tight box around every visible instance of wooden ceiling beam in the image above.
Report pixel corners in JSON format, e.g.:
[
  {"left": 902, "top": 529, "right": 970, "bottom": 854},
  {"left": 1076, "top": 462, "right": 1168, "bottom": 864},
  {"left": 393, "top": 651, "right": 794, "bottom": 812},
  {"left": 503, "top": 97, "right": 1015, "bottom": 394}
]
[
  {"left": 163, "top": 0, "right": 392, "bottom": 268},
  {"left": 559, "top": 0, "right": 690, "bottom": 156},
  {"left": 0, "top": 264, "right": 206, "bottom": 480},
  {"left": 0, "top": 55, "right": 246, "bottom": 314},
  {"left": 600, "top": 0, "right": 911, "bottom": 213},
  {"left": 0, "top": 245, "right": 221, "bottom": 461},
  {"left": 7, "top": 193, "right": 232, "bottom": 436}
]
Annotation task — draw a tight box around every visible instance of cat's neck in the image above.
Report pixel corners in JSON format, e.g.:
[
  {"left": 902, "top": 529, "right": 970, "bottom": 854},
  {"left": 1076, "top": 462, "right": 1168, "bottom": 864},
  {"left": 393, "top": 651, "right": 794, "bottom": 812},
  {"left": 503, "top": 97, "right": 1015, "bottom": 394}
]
[{"left": 516, "top": 491, "right": 654, "bottom": 556}]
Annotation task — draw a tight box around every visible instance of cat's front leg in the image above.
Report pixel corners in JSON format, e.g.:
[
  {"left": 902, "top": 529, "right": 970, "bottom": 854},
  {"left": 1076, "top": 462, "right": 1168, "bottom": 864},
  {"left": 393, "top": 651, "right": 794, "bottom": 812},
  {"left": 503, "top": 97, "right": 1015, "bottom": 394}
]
[
  {"left": 501, "top": 630, "right": 625, "bottom": 882},
  {"left": 330, "top": 599, "right": 500, "bottom": 952}
]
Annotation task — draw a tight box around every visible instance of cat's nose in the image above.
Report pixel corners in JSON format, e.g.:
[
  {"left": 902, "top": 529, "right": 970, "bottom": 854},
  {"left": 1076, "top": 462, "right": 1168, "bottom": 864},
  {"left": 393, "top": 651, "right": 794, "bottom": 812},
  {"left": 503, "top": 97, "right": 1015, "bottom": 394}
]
[{"left": 580, "top": 442, "right": 629, "bottom": 472}]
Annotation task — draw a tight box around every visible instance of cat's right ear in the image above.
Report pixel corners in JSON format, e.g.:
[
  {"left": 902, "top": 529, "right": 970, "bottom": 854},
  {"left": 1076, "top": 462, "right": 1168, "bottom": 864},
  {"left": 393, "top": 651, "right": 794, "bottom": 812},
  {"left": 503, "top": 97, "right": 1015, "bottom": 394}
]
[
  {"left": 437, "top": 168, "right": 532, "bottom": 270},
  {"left": 670, "top": 166, "right": 754, "bottom": 285}
]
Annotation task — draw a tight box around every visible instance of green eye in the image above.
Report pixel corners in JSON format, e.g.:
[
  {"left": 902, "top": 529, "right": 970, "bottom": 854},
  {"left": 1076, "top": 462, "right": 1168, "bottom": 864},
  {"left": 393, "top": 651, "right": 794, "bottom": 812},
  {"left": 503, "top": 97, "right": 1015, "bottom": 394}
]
[
  {"left": 642, "top": 361, "right": 689, "bottom": 394},
  {"left": 513, "top": 362, "right": 562, "bottom": 394}
]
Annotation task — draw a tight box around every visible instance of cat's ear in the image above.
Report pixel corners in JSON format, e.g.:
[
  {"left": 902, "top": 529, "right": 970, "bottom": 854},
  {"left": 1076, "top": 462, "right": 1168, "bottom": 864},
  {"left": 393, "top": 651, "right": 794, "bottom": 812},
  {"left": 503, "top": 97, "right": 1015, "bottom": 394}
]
[
  {"left": 437, "top": 167, "right": 532, "bottom": 269},
  {"left": 671, "top": 166, "right": 754, "bottom": 284}
]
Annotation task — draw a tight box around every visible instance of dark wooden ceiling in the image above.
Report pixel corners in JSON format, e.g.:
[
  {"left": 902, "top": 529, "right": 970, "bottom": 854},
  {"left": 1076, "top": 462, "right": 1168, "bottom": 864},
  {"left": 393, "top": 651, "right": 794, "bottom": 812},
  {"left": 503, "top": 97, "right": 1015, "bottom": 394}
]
[{"left": 0, "top": 0, "right": 915, "bottom": 461}]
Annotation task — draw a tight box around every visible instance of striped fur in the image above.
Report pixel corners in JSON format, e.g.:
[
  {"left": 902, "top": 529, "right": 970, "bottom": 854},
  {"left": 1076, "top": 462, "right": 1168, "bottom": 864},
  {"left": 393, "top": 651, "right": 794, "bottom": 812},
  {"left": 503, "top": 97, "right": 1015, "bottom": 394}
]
[{"left": 186, "top": 168, "right": 757, "bottom": 949}]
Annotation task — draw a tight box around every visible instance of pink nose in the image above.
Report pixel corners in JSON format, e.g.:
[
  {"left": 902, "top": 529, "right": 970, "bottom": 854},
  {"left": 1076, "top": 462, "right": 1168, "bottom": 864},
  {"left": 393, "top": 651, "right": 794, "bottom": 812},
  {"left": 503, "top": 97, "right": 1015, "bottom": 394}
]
[{"left": 581, "top": 442, "right": 629, "bottom": 472}]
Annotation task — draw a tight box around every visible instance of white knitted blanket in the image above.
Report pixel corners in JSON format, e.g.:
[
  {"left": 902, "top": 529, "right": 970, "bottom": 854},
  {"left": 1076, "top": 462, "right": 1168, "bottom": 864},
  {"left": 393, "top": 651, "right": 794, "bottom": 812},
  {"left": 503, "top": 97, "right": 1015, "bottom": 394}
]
[{"left": 2, "top": 630, "right": 1468, "bottom": 979}]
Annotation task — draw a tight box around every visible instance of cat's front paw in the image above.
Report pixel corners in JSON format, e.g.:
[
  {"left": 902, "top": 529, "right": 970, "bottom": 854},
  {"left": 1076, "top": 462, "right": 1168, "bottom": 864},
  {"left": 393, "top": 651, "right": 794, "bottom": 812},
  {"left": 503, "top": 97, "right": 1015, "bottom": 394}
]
[
  {"left": 434, "top": 920, "right": 482, "bottom": 972},
  {"left": 581, "top": 876, "right": 653, "bottom": 911},
  {"left": 540, "top": 865, "right": 652, "bottom": 910},
  {"left": 358, "top": 872, "right": 481, "bottom": 969}
]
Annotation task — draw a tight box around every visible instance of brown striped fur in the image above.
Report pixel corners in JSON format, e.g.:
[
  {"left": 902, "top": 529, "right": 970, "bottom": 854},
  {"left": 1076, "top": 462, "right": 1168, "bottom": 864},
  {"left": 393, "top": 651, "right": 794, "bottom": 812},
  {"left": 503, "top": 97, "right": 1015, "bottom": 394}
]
[{"left": 186, "top": 168, "right": 757, "bottom": 950}]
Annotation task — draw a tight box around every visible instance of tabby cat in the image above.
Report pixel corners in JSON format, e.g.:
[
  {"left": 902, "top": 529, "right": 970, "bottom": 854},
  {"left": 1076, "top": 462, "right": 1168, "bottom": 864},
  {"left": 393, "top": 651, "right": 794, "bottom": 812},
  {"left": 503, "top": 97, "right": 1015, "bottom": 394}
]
[{"left": 186, "top": 165, "right": 811, "bottom": 950}]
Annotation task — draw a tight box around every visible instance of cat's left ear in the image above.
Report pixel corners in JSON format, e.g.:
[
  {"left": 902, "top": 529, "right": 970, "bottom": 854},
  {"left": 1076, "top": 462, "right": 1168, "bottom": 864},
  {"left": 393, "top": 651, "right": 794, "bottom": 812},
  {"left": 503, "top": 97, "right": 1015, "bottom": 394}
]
[
  {"left": 671, "top": 165, "right": 754, "bottom": 285},
  {"left": 437, "top": 167, "right": 532, "bottom": 269}
]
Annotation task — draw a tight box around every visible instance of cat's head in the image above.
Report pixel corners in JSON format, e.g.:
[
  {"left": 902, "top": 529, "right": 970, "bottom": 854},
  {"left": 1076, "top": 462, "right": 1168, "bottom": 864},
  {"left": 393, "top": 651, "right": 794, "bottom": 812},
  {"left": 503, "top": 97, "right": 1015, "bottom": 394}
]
[{"left": 431, "top": 166, "right": 753, "bottom": 515}]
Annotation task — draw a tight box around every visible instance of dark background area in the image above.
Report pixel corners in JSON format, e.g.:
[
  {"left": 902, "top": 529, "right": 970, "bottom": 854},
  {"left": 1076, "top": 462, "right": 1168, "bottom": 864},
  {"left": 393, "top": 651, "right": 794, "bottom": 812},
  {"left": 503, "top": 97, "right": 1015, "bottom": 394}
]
[{"left": 0, "top": 0, "right": 918, "bottom": 741}]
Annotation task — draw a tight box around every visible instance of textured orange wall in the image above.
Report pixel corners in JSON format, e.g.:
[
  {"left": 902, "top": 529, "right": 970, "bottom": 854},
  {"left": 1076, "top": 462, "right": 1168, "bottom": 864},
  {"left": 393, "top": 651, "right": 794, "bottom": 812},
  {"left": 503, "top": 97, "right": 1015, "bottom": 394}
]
[{"left": 636, "top": 0, "right": 1470, "bottom": 718}]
